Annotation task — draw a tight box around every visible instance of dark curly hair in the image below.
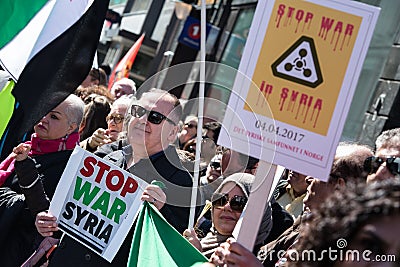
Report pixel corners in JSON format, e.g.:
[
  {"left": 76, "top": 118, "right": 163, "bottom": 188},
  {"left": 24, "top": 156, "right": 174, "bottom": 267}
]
[{"left": 291, "top": 179, "right": 400, "bottom": 267}]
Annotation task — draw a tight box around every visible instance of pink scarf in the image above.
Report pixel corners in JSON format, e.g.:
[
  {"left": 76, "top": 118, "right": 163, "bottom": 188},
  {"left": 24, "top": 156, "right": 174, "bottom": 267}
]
[{"left": 0, "top": 132, "right": 80, "bottom": 186}]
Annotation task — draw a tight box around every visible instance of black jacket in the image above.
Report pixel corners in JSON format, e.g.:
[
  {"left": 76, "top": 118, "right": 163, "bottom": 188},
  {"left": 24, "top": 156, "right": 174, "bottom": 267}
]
[
  {"left": 0, "top": 150, "right": 72, "bottom": 267},
  {"left": 49, "top": 145, "right": 193, "bottom": 266}
]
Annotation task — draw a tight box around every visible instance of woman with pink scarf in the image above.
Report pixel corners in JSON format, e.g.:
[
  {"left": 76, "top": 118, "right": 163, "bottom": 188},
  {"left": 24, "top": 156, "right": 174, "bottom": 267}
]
[{"left": 0, "top": 94, "right": 84, "bottom": 266}]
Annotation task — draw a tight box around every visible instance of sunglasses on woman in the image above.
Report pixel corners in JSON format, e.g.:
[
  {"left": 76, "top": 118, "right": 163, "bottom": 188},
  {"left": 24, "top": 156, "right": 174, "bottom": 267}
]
[
  {"left": 130, "top": 105, "right": 176, "bottom": 126},
  {"left": 106, "top": 114, "right": 124, "bottom": 124},
  {"left": 364, "top": 156, "right": 400, "bottom": 175},
  {"left": 211, "top": 193, "right": 248, "bottom": 212}
]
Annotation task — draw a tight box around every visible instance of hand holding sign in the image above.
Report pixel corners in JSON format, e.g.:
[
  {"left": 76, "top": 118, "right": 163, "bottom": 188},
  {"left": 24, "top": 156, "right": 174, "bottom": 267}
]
[
  {"left": 35, "top": 211, "right": 58, "bottom": 237},
  {"left": 49, "top": 147, "right": 150, "bottom": 262}
]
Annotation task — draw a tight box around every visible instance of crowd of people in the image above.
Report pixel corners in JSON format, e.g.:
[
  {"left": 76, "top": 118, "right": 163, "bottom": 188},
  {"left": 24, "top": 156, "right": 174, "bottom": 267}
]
[{"left": 0, "top": 69, "right": 399, "bottom": 267}]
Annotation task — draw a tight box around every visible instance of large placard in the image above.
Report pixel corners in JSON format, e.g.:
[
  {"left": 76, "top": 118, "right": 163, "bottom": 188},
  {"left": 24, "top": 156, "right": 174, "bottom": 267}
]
[
  {"left": 49, "top": 146, "right": 148, "bottom": 262},
  {"left": 219, "top": 0, "right": 380, "bottom": 180}
]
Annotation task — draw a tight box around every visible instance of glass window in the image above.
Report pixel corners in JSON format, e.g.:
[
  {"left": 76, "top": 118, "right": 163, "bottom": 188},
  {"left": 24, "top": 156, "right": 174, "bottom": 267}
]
[
  {"left": 151, "top": 1, "right": 175, "bottom": 42},
  {"left": 120, "top": 0, "right": 153, "bottom": 34},
  {"left": 203, "top": 7, "right": 255, "bottom": 121},
  {"left": 127, "top": 0, "right": 152, "bottom": 13},
  {"left": 110, "top": 0, "right": 128, "bottom": 5}
]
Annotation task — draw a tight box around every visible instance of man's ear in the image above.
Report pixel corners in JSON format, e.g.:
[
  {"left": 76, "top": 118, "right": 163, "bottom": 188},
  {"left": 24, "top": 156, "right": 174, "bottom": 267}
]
[
  {"left": 335, "top": 177, "right": 346, "bottom": 189},
  {"left": 167, "top": 125, "right": 180, "bottom": 143}
]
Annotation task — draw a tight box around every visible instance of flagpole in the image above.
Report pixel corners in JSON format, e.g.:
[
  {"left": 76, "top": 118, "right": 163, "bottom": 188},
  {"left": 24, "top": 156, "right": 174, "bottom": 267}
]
[{"left": 188, "top": 0, "right": 206, "bottom": 229}]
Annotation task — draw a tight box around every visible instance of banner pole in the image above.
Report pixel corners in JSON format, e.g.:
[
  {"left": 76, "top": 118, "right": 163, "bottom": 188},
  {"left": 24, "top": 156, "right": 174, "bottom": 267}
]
[
  {"left": 235, "top": 161, "right": 277, "bottom": 249},
  {"left": 188, "top": 0, "right": 206, "bottom": 229}
]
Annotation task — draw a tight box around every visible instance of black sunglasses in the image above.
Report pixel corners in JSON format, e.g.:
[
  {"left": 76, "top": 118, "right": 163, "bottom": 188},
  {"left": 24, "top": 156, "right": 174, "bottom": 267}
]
[
  {"left": 211, "top": 193, "right": 247, "bottom": 212},
  {"left": 210, "top": 161, "right": 221, "bottom": 169},
  {"left": 130, "top": 105, "right": 176, "bottom": 126},
  {"left": 364, "top": 156, "right": 400, "bottom": 175},
  {"left": 185, "top": 123, "right": 197, "bottom": 129},
  {"left": 106, "top": 114, "right": 124, "bottom": 124}
]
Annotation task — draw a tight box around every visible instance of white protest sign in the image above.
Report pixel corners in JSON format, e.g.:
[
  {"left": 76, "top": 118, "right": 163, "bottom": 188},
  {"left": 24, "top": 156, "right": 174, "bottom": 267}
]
[
  {"left": 49, "top": 146, "right": 149, "bottom": 262},
  {"left": 218, "top": 0, "right": 380, "bottom": 180}
]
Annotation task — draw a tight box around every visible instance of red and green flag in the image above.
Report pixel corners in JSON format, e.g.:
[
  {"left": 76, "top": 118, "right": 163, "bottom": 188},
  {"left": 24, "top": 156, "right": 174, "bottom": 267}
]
[
  {"left": 0, "top": 0, "right": 109, "bottom": 160},
  {"left": 128, "top": 202, "right": 208, "bottom": 267},
  {"left": 108, "top": 33, "right": 145, "bottom": 89}
]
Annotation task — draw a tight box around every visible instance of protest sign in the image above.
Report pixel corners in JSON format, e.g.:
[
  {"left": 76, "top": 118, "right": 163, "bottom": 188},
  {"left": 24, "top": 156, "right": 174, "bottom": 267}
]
[
  {"left": 218, "top": 0, "right": 380, "bottom": 250},
  {"left": 219, "top": 0, "right": 380, "bottom": 180},
  {"left": 49, "top": 146, "right": 148, "bottom": 262}
]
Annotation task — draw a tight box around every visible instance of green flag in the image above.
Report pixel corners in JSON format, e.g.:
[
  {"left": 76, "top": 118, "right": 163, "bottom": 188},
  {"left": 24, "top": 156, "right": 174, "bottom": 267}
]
[
  {"left": 0, "top": 0, "right": 48, "bottom": 49},
  {"left": 128, "top": 202, "right": 208, "bottom": 267},
  {"left": 0, "top": 81, "right": 15, "bottom": 138},
  {"left": 0, "top": 0, "right": 109, "bottom": 160}
]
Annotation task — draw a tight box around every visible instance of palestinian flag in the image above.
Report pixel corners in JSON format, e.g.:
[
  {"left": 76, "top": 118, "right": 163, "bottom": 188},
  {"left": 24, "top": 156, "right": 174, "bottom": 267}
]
[
  {"left": 108, "top": 33, "right": 144, "bottom": 89},
  {"left": 128, "top": 202, "right": 207, "bottom": 267},
  {"left": 0, "top": 0, "right": 109, "bottom": 160}
]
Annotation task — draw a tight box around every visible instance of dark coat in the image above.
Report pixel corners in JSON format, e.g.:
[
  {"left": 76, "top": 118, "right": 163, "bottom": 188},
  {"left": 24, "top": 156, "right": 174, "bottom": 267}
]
[
  {"left": 259, "top": 214, "right": 302, "bottom": 266},
  {"left": 93, "top": 138, "right": 128, "bottom": 158},
  {"left": 49, "top": 145, "right": 193, "bottom": 267},
  {"left": 0, "top": 150, "right": 72, "bottom": 267}
]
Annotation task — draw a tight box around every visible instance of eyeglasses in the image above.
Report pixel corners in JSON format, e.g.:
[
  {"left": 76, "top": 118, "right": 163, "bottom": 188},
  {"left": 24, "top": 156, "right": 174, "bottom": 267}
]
[
  {"left": 209, "top": 161, "right": 221, "bottom": 169},
  {"left": 211, "top": 193, "right": 247, "bottom": 212},
  {"left": 364, "top": 156, "right": 400, "bottom": 175},
  {"left": 184, "top": 123, "right": 197, "bottom": 129},
  {"left": 106, "top": 114, "right": 124, "bottom": 124},
  {"left": 130, "top": 105, "right": 176, "bottom": 126}
]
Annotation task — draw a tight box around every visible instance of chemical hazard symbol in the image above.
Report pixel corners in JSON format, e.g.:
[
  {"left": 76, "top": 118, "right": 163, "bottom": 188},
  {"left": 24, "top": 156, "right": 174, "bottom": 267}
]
[{"left": 271, "top": 36, "right": 323, "bottom": 88}]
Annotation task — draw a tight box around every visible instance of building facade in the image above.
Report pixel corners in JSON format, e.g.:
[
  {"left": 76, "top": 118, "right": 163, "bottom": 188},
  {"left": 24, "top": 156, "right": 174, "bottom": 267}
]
[{"left": 100, "top": 0, "right": 400, "bottom": 146}]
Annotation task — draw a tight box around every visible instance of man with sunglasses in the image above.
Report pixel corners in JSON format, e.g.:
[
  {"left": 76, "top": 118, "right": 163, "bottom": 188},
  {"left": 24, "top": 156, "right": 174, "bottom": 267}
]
[
  {"left": 36, "top": 89, "right": 194, "bottom": 266},
  {"left": 366, "top": 128, "right": 400, "bottom": 183},
  {"left": 177, "top": 115, "right": 198, "bottom": 149},
  {"left": 109, "top": 89, "right": 193, "bottom": 234}
]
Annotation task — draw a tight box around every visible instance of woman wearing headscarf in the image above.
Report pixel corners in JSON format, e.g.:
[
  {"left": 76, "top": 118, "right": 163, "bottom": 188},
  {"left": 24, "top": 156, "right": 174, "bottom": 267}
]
[{"left": 184, "top": 173, "right": 272, "bottom": 258}]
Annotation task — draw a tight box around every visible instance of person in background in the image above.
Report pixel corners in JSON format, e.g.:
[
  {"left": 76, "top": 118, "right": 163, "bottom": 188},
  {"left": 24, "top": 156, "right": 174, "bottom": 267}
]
[
  {"left": 99, "top": 63, "right": 112, "bottom": 83},
  {"left": 0, "top": 95, "right": 84, "bottom": 266},
  {"left": 221, "top": 148, "right": 256, "bottom": 177},
  {"left": 365, "top": 127, "right": 400, "bottom": 183},
  {"left": 183, "top": 137, "right": 217, "bottom": 165},
  {"left": 177, "top": 115, "right": 198, "bottom": 149},
  {"left": 303, "top": 143, "right": 373, "bottom": 212},
  {"left": 79, "top": 67, "right": 107, "bottom": 88},
  {"left": 74, "top": 84, "right": 114, "bottom": 102},
  {"left": 202, "top": 122, "right": 221, "bottom": 144},
  {"left": 200, "top": 153, "right": 223, "bottom": 198},
  {"left": 80, "top": 96, "right": 130, "bottom": 153},
  {"left": 292, "top": 179, "right": 400, "bottom": 267},
  {"left": 275, "top": 170, "right": 308, "bottom": 219},
  {"left": 78, "top": 94, "right": 112, "bottom": 143},
  {"left": 110, "top": 77, "right": 136, "bottom": 99}
]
